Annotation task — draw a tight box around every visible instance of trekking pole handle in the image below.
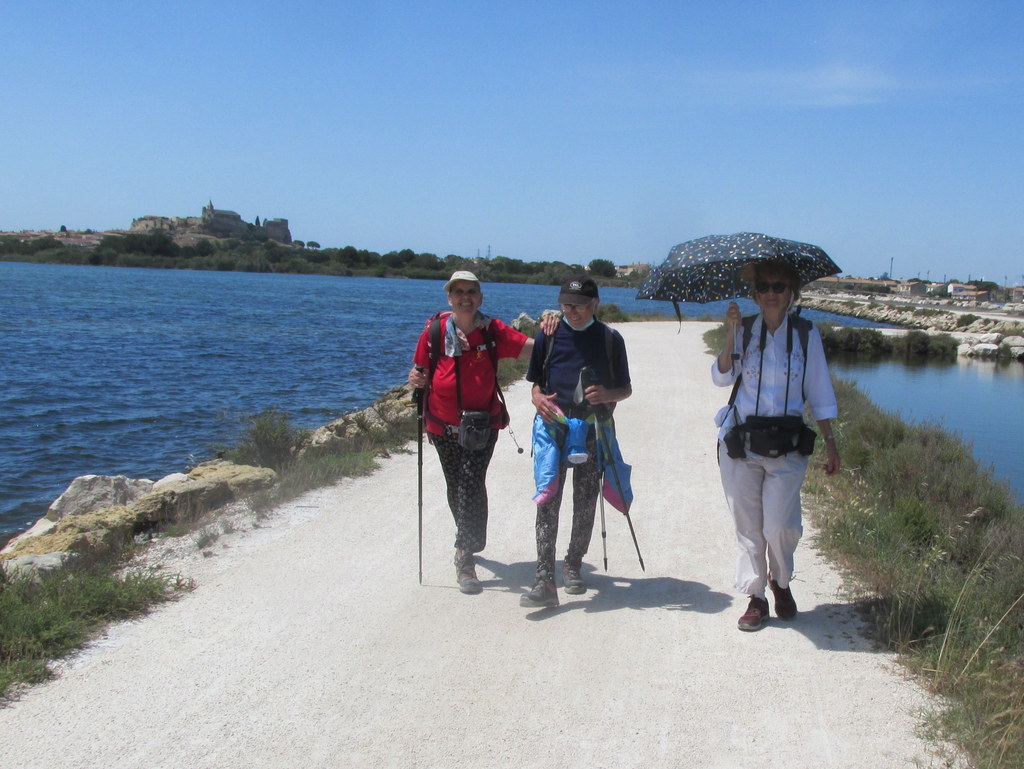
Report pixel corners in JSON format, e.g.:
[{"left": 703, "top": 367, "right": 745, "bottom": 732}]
[{"left": 412, "top": 365, "right": 425, "bottom": 407}]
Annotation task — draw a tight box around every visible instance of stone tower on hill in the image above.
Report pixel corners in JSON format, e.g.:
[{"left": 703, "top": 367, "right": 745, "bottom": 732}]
[{"left": 130, "top": 201, "right": 292, "bottom": 244}]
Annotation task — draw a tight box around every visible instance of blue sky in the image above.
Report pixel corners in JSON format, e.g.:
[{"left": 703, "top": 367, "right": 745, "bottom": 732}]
[{"left": 3, "top": 1, "right": 1022, "bottom": 284}]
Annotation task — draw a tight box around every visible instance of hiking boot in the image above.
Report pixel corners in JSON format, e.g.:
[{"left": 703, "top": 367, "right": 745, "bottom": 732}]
[
  {"left": 454, "top": 550, "right": 482, "bottom": 595},
  {"left": 562, "top": 564, "right": 586, "bottom": 595},
  {"left": 520, "top": 575, "right": 559, "bottom": 608},
  {"left": 737, "top": 596, "right": 770, "bottom": 631},
  {"left": 769, "top": 579, "right": 797, "bottom": 619}
]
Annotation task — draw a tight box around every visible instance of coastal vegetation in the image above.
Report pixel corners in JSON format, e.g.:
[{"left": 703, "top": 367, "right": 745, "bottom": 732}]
[
  {"left": 806, "top": 380, "right": 1024, "bottom": 769},
  {"left": 0, "top": 555, "right": 191, "bottom": 698},
  {"left": 0, "top": 231, "right": 649, "bottom": 289},
  {"left": 817, "top": 325, "right": 962, "bottom": 360}
]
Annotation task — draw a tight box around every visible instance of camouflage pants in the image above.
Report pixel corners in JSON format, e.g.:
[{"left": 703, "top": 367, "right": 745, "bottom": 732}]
[
  {"left": 431, "top": 429, "right": 499, "bottom": 553},
  {"left": 534, "top": 429, "right": 600, "bottom": 578}
]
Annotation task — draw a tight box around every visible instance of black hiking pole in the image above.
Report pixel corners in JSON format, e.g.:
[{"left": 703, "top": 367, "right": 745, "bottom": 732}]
[
  {"left": 413, "top": 369, "right": 425, "bottom": 585},
  {"left": 598, "top": 478, "right": 608, "bottom": 571}
]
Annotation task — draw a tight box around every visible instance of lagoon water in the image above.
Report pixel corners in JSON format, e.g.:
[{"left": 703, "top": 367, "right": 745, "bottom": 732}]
[
  {"left": 0, "top": 261, "right": 1015, "bottom": 541},
  {"left": 829, "top": 356, "right": 1023, "bottom": 502}
]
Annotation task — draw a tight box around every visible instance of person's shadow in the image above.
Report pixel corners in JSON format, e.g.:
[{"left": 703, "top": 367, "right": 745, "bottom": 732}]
[
  {"left": 744, "top": 597, "right": 886, "bottom": 653},
  {"left": 475, "top": 558, "right": 733, "bottom": 619}
]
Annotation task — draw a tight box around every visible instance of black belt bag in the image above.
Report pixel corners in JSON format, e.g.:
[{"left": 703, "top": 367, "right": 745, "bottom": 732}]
[
  {"left": 457, "top": 410, "right": 493, "bottom": 451},
  {"left": 739, "top": 415, "right": 815, "bottom": 458}
]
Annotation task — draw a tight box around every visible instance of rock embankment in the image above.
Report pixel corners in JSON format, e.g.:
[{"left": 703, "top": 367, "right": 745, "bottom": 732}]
[
  {"left": 0, "top": 461, "right": 276, "bottom": 579},
  {"left": 802, "top": 295, "right": 1024, "bottom": 361}
]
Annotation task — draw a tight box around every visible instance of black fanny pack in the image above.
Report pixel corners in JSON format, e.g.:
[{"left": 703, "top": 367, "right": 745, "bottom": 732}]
[
  {"left": 726, "top": 415, "right": 816, "bottom": 459},
  {"left": 457, "top": 410, "right": 492, "bottom": 451}
]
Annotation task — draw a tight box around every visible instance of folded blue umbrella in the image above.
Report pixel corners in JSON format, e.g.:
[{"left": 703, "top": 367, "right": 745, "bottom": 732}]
[
  {"left": 532, "top": 409, "right": 590, "bottom": 506},
  {"left": 594, "top": 417, "right": 633, "bottom": 514}
]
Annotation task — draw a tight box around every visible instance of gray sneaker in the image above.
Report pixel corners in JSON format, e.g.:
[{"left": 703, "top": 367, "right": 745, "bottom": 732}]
[{"left": 562, "top": 564, "right": 586, "bottom": 595}]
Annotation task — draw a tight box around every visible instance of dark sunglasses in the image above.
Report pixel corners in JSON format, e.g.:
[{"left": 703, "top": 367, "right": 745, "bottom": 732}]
[{"left": 755, "top": 281, "right": 790, "bottom": 294}]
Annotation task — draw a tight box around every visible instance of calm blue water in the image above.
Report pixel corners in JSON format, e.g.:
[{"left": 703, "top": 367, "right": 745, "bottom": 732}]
[
  {"left": 0, "top": 261, "right": 970, "bottom": 541},
  {"left": 829, "top": 357, "right": 1023, "bottom": 503}
]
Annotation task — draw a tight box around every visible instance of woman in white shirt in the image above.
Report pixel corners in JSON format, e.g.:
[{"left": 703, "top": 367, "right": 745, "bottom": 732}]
[{"left": 712, "top": 260, "right": 841, "bottom": 631}]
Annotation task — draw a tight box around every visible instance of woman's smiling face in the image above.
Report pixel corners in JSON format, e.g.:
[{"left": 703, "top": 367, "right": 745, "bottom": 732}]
[{"left": 447, "top": 281, "right": 483, "bottom": 315}]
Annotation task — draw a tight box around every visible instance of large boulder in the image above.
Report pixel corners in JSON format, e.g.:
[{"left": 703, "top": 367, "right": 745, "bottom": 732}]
[
  {"left": 131, "top": 461, "right": 276, "bottom": 525},
  {"left": 2, "top": 506, "right": 137, "bottom": 558},
  {"left": 969, "top": 343, "right": 1001, "bottom": 358},
  {"left": 1, "top": 552, "right": 77, "bottom": 583},
  {"left": 46, "top": 474, "right": 155, "bottom": 521}
]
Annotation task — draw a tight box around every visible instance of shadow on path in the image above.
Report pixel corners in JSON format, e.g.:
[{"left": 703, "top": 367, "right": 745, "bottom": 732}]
[{"left": 475, "top": 558, "right": 733, "bottom": 619}]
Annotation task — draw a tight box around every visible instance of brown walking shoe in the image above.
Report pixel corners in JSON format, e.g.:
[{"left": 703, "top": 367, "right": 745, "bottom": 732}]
[
  {"left": 454, "top": 550, "right": 482, "bottom": 594},
  {"left": 737, "top": 596, "right": 770, "bottom": 631},
  {"left": 769, "top": 579, "right": 797, "bottom": 619}
]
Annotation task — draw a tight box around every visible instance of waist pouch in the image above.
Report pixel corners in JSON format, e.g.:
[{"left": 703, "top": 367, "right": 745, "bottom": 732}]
[
  {"left": 457, "top": 410, "right": 493, "bottom": 451},
  {"left": 740, "top": 415, "right": 814, "bottom": 458}
]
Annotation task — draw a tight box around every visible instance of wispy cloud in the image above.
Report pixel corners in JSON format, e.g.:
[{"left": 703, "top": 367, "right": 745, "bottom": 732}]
[
  {"left": 673, "top": 61, "right": 1012, "bottom": 109},
  {"left": 677, "top": 62, "right": 901, "bottom": 108}
]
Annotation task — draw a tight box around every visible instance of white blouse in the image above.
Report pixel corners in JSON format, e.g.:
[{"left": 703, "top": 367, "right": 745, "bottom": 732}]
[{"left": 711, "top": 314, "right": 838, "bottom": 436}]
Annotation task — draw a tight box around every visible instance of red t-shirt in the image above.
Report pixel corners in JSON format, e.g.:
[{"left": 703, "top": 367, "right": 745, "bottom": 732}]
[{"left": 414, "top": 315, "right": 527, "bottom": 436}]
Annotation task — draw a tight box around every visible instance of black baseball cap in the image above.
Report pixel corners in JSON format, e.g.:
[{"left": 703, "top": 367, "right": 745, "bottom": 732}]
[{"left": 558, "top": 276, "right": 599, "bottom": 304}]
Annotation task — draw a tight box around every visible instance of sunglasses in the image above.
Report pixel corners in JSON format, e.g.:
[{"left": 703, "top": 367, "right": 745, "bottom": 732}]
[{"left": 755, "top": 281, "right": 790, "bottom": 294}]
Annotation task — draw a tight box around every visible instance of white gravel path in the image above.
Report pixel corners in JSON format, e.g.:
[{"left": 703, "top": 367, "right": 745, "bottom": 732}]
[{"left": 0, "top": 322, "right": 957, "bottom": 768}]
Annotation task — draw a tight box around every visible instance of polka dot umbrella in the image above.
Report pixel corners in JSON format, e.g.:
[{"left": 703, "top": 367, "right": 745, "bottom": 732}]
[{"left": 636, "top": 232, "right": 841, "bottom": 309}]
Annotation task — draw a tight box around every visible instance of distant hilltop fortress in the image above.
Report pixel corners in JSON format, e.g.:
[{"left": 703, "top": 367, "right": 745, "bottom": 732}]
[{"left": 130, "top": 201, "right": 292, "bottom": 244}]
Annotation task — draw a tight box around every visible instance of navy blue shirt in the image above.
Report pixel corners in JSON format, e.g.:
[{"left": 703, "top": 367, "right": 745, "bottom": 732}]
[{"left": 526, "top": 320, "right": 630, "bottom": 415}]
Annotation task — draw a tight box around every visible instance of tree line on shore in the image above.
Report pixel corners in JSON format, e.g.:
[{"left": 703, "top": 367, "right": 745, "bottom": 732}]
[{"left": 0, "top": 231, "right": 649, "bottom": 289}]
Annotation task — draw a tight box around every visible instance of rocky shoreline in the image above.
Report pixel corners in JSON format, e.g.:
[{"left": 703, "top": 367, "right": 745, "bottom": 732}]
[{"left": 801, "top": 293, "right": 1024, "bottom": 360}]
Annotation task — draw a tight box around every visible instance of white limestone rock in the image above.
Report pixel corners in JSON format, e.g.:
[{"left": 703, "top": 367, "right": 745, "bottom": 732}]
[{"left": 46, "top": 474, "right": 155, "bottom": 522}]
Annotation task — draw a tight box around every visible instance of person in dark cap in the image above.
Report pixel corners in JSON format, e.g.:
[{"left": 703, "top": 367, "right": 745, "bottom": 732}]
[{"left": 520, "top": 276, "right": 632, "bottom": 608}]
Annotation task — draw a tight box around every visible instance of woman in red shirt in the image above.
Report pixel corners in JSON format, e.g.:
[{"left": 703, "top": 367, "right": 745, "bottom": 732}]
[{"left": 409, "top": 271, "right": 535, "bottom": 594}]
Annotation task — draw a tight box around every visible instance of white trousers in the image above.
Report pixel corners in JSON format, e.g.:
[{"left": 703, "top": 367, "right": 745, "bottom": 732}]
[{"left": 718, "top": 442, "right": 807, "bottom": 596}]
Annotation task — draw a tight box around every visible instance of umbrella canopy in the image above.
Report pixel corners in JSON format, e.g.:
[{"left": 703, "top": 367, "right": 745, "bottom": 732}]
[{"left": 636, "top": 232, "right": 841, "bottom": 305}]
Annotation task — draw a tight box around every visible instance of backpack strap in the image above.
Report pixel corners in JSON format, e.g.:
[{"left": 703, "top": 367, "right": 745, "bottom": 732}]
[
  {"left": 424, "top": 312, "right": 508, "bottom": 430},
  {"left": 541, "top": 322, "right": 620, "bottom": 412},
  {"left": 729, "top": 311, "right": 812, "bottom": 407},
  {"left": 480, "top": 320, "right": 510, "bottom": 427}
]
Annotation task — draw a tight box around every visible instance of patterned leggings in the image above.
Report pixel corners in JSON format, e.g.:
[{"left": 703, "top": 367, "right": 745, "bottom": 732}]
[
  {"left": 534, "top": 430, "right": 600, "bottom": 577},
  {"left": 430, "top": 429, "right": 499, "bottom": 553}
]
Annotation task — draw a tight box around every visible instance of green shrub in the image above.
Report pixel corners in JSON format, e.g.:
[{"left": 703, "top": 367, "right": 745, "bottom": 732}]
[
  {"left": 598, "top": 303, "right": 629, "bottom": 323},
  {"left": 891, "top": 331, "right": 959, "bottom": 359},
  {"left": 225, "top": 408, "right": 308, "bottom": 472},
  {"left": 819, "top": 326, "right": 893, "bottom": 355}
]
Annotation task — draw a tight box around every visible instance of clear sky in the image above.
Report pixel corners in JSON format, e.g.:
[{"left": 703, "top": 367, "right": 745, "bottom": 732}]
[{"left": 3, "top": 1, "right": 1022, "bottom": 284}]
